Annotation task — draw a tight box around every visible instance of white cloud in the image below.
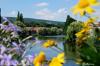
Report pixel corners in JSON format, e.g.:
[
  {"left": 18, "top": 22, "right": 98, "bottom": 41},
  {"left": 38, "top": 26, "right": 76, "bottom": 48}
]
[
  {"left": 9, "top": 11, "right": 17, "bottom": 16},
  {"left": 35, "top": 8, "right": 55, "bottom": 20},
  {"left": 95, "top": 11, "right": 100, "bottom": 16},
  {"left": 35, "top": 2, "right": 48, "bottom": 7},
  {"left": 57, "top": 8, "right": 66, "bottom": 13},
  {"left": 35, "top": 8, "right": 67, "bottom": 20},
  {"left": 94, "top": 14, "right": 100, "bottom": 22},
  {"left": 92, "top": 9, "right": 100, "bottom": 19},
  {"left": 65, "top": 0, "right": 70, "bottom": 2}
]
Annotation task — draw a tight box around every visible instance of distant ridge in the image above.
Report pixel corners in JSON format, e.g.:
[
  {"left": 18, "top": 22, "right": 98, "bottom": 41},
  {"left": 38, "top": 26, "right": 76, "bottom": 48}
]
[
  {"left": 6, "top": 17, "right": 65, "bottom": 23},
  {"left": 6, "top": 17, "right": 65, "bottom": 27}
]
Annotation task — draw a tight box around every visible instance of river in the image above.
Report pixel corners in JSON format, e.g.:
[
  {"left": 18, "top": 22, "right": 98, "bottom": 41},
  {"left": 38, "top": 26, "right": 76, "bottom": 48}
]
[{"left": 24, "top": 36, "right": 79, "bottom": 66}]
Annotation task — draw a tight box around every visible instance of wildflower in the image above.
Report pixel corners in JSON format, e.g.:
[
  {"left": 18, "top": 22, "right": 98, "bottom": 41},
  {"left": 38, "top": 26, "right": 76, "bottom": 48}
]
[
  {"left": 21, "top": 59, "right": 27, "bottom": 66},
  {"left": 0, "top": 45, "right": 6, "bottom": 54},
  {"left": 43, "top": 40, "right": 56, "bottom": 48},
  {"left": 76, "top": 29, "right": 88, "bottom": 38},
  {"left": 83, "top": 18, "right": 95, "bottom": 28},
  {"left": 11, "top": 60, "right": 18, "bottom": 66},
  {"left": 25, "top": 55, "right": 34, "bottom": 63},
  {"left": 0, "top": 17, "right": 21, "bottom": 32},
  {"left": 75, "top": 28, "right": 89, "bottom": 45},
  {"left": 49, "top": 53, "right": 64, "bottom": 66},
  {"left": 12, "top": 42, "right": 18, "bottom": 47},
  {"left": 75, "top": 58, "right": 82, "bottom": 64},
  {"left": 21, "top": 55, "right": 34, "bottom": 66},
  {"left": 11, "top": 32, "right": 18, "bottom": 38},
  {"left": 33, "top": 51, "right": 46, "bottom": 66},
  {"left": 88, "top": 0, "right": 100, "bottom": 6},
  {"left": 97, "top": 37, "right": 100, "bottom": 40},
  {"left": 0, "top": 54, "right": 18, "bottom": 66},
  {"left": 72, "top": 0, "right": 100, "bottom": 16},
  {"left": 75, "top": 18, "right": 95, "bottom": 45}
]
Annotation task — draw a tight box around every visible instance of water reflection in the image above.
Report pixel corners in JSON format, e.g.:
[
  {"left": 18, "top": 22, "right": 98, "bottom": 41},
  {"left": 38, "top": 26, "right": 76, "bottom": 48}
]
[{"left": 25, "top": 36, "right": 79, "bottom": 66}]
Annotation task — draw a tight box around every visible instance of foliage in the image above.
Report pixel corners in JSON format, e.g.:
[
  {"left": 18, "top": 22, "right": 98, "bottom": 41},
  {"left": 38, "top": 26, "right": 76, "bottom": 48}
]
[
  {"left": 14, "top": 21, "right": 26, "bottom": 28},
  {"left": 64, "top": 21, "right": 83, "bottom": 60},
  {"left": 16, "top": 11, "right": 20, "bottom": 21},
  {"left": 38, "top": 27, "right": 63, "bottom": 36},
  {"left": 66, "top": 21, "right": 83, "bottom": 42},
  {"left": 0, "top": 0, "right": 100, "bottom": 66},
  {"left": 80, "top": 47, "right": 100, "bottom": 66},
  {"left": 0, "top": 8, "right": 1, "bottom": 23},
  {"left": 78, "top": 27, "right": 100, "bottom": 65},
  {"left": 19, "top": 13, "right": 24, "bottom": 22},
  {"left": 65, "top": 0, "right": 100, "bottom": 65},
  {"left": 63, "top": 15, "right": 76, "bottom": 34},
  {"left": 16, "top": 11, "right": 24, "bottom": 22},
  {"left": 0, "top": 21, "right": 34, "bottom": 65},
  {"left": 15, "top": 12, "right": 25, "bottom": 29},
  {"left": 7, "top": 17, "right": 64, "bottom": 28}
]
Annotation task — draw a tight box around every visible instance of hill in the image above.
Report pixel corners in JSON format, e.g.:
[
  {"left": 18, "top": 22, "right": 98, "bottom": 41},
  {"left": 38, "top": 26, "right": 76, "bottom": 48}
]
[{"left": 6, "top": 17, "right": 65, "bottom": 27}]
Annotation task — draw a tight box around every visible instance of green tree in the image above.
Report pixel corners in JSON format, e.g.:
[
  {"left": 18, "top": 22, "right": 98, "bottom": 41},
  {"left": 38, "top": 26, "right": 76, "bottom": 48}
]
[
  {"left": 66, "top": 21, "right": 83, "bottom": 44},
  {"left": 50, "top": 27, "right": 58, "bottom": 35},
  {"left": 0, "top": 8, "right": 1, "bottom": 23},
  {"left": 14, "top": 21, "right": 26, "bottom": 28},
  {"left": 63, "top": 21, "right": 83, "bottom": 61},
  {"left": 16, "top": 11, "right": 20, "bottom": 21},
  {"left": 16, "top": 11, "right": 24, "bottom": 22},
  {"left": 19, "top": 13, "right": 24, "bottom": 22},
  {"left": 15, "top": 11, "right": 25, "bottom": 28},
  {"left": 63, "top": 15, "right": 76, "bottom": 34}
]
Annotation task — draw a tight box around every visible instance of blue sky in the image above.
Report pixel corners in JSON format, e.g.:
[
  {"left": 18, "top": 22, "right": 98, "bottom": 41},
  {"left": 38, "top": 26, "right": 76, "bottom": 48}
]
[{"left": 0, "top": 0, "right": 100, "bottom": 22}]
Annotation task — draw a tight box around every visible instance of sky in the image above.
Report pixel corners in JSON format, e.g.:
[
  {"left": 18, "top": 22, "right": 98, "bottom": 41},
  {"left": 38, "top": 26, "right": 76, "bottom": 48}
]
[{"left": 0, "top": 0, "right": 100, "bottom": 22}]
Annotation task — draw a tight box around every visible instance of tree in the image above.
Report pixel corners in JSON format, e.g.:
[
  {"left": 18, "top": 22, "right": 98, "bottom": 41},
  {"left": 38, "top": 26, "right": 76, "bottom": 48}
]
[
  {"left": 14, "top": 21, "right": 26, "bottom": 28},
  {"left": 66, "top": 21, "right": 83, "bottom": 44},
  {"left": 0, "top": 8, "right": 1, "bottom": 23},
  {"left": 63, "top": 15, "right": 76, "bottom": 59},
  {"left": 50, "top": 27, "right": 58, "bottom": 35},
  {"left": 63, "top": 15, "right": 76, "bottom": 34},
  {"left": 15, "top": 11, "right": 25, "bottom": 28},
  {"left": 19, "top": 13, "right": 24, "bottom": 22},
  {"left": 63, "top": 21, "right": 83, "bottom": 61},
  {"left": 16, "top": 11, "right": 20, "bottom": 21},
  {"left": 16, "top": 11, "right": 24, "bottom": 22}
]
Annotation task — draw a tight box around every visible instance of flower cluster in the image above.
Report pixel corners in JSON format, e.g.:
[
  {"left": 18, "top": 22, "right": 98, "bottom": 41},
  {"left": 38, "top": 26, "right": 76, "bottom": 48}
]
[
  {"left": 72, "top": 0, "right": 100, "bottom": 45},
  {"left": 72, "top": 0, "right": 100, "bottom": 16},
  {"left": 43, "top": 40, "right": 57, "bottom": 48},
  {"left": 0, "top": 20, "right": 34, "bottom": 66},
  {"left": 49, "top": 53, "right": 64, "bottom": 66},
  {"left": 0, "top": 45, "right": 18, "bottom": 66},
  {"left": 75, "top": 19, "right": 95, "bottom": 45},
  {"left": 0, "top": 0, "right": 100, "bottom": 66},
  {"left": 33, "top": 51, "right": 64, "bottom": 66},
  {"left": 68, "top": 0, "right": 100, "bottom": 65}
]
